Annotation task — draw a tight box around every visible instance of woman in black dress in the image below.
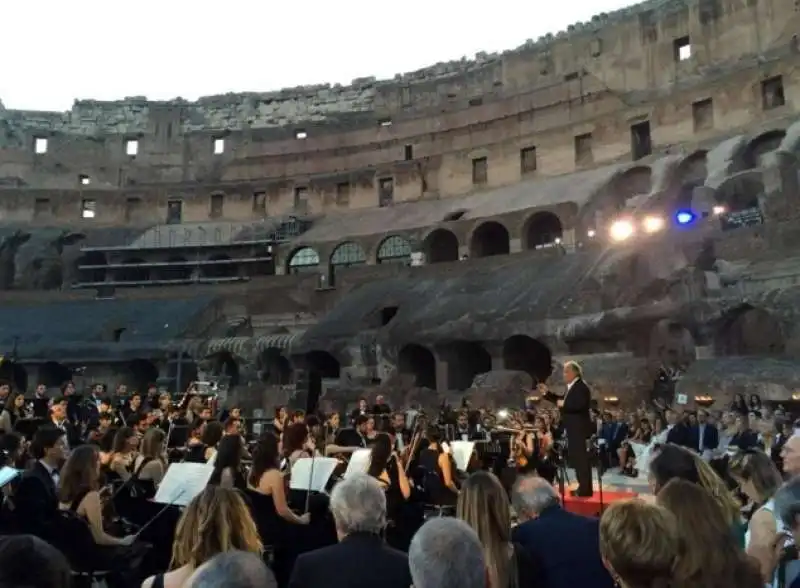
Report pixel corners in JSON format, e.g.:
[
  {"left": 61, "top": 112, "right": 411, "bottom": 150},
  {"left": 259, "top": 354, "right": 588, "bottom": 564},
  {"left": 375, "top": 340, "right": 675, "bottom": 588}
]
[
  {"left": 367, "top": 433, "right": 412, "bottom": 549},
  {"left": 208, "top": 435, "right": 247, "bottom": 491},
  {"left": 418, "top": 426, "right": 459, "bottom": 507}
]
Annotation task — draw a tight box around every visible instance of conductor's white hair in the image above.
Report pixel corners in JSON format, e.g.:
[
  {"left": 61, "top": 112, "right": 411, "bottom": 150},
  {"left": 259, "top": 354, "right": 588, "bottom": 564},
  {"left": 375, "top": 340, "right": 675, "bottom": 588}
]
[
  {"left": 329, "top": 473, "right": 386, "bottom": 535},
  {"left": 409, "top": 518, "right": 486, "bottom": 588},
  {"left": 564, "top": 361, "right": 583, "bottom": 379}
]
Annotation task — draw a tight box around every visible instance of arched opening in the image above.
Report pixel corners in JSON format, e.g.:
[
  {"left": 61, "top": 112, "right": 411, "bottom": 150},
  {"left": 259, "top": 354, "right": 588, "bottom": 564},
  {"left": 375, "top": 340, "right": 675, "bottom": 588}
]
[
  {"left": 714, "top": 305, "right": 784, "bottom": 356},
  {"left": 502, "top": 335, "right": 553, "bottom": 383},
  {"left": 287, "top": 246, "right": 320, "bottom": 275},
  {"left": 0, "top": 361, "right": 27, "bottom": 392},
  {"left": 75, "top": 251, "right": 107, "bottom": 284},
  {"left": 115, "top": 258, "right": 150, "bottom": 282},
  {"left": 398, "top": 344, "right": 437, "bottom": 389},
  {"left": 39, "top": 361, "right": 74, "bottom": 388},
  {"left": 673, "top": 151, "right": 708, "bottom": 209},
  {"left": 123, "top": 359, "right": 160, "bottom": 394},
  {"left": 204, "top": 351, "right": 240, "bottom": 388},
  {"left": 589, "top": 166, "right": 653, "bottom": 223},
  {"left": 443, "top": 341, "right": 492, "bottom": 391},
  {"left": 469, "top": 221, "right": 510, "bottom": 258},
  {"left": 165, "top": 353, "right": 198, "bottom": 393},
  {"left": 715, "top": 173, "right": 765, "bottom": 228},
  {"left": 155, "top": 257, "right": 192, "bottom": 281},
  {"left": 523, "top": 212, "right": 563, "bottom": 250},
  {"left": 743, "top": 130, "right": 787, "bottom": 169},
  {"left": 258, "top": 348, "right": 293, "bottom": 385},
  {"left": 423, "top": 229, "right": 459, "bottom": 264},
  {"left": 202, "top": 254, "right": 237, "bottom": 279},
  {"left": 376, "top": 235, "right": 412, "bottom": 265},
  {"left": 330, "top": 242, "right": 367, "bottom": 267},
  {"left": 244, "top": 245, "right": 275, "bottom": 277},
  {"left": 306, "top": 350, "right": 341, "bottom": 415}
]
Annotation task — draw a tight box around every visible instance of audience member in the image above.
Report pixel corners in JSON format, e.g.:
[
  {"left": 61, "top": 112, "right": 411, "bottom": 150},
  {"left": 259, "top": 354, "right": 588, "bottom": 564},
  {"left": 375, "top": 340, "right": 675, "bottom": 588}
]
[
  {"left": 783, "top": 435, "right": 800, "bottom": 477},
  {"left": 409, "top": 517, "right": 486, "bottom": 588},
  {"left": 288, "top": 473, "right": 410, "bottom": 588},
  {"left": 0, "top": 534, "right": 71, "bottom": 588},
  {"left": 598, "top": 500, "right": 679, "bottom": 588},
  {"left": 657, "top": 479, "right": 762, "bottom": 588},
  {"left": 457, "top": 471, "right": 543, "bottom": 588},
  {"left": 142, "top": 486, "right": 262, "bottom": 588},
  {"left": 185, "top": 550, "right": 277, "bottom": 588},
  {"left": 511, "top": 475, "right": 614, "bottom": 588},
  {"left": 762, "top": 476, "right": 800, "bottom": 588}
]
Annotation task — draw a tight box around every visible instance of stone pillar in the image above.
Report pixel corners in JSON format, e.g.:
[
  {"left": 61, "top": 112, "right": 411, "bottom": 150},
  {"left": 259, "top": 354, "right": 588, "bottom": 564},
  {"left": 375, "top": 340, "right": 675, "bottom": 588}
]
[
  {"left": 761, "top": 151, "right": 800, "bottom": 221},
  {"left": 435, "top": 359, "right": 449, "bottom": 393}
]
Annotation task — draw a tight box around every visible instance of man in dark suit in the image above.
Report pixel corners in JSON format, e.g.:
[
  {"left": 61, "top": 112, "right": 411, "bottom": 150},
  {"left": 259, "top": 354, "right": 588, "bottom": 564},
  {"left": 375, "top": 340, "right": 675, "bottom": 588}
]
[
  {"left": 13, "top": 426, "right": 66, "bottom": 538},
  {"left": 541, "top": 361, "right": 593, "bottom": 496},
  {"left": 688, "top": 409, "right": 719, "bottom": 458},
  {"left": 665, "top": 409, "right": 692, "bottom": 449},
  {"left": 512, "top": 476, "right": 615, "bottom": 588},
  {"left": 289, "top": 473, "right": 410, "bottom": 588}
]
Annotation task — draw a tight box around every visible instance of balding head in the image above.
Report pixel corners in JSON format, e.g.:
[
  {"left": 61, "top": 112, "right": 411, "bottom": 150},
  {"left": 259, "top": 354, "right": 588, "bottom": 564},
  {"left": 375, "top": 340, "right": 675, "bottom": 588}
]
[
  {"left": 185, "top": 551, "right": 274, "bottom": 588},
  {"left": 409, "top": 518, "right": 486, "bottom": 588},
  {"left": 783, "top": 435, "right": 800, "bottom": 477},
  {"left": 512, "top": 474, "right": 560, "bottom": 521}
]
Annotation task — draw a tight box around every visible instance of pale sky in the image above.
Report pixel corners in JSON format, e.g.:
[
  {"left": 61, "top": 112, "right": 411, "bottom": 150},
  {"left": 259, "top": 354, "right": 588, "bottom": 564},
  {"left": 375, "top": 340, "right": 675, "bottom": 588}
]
[{"left": 2, "top": 0, "right": 634, "bottom": 112}]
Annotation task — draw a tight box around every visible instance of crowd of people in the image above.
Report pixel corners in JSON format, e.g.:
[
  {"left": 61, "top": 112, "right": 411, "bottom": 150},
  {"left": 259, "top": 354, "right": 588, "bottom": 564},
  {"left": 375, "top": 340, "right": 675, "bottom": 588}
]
[{"left": 0, "top": 372, "right": 799, "bottom": 588}]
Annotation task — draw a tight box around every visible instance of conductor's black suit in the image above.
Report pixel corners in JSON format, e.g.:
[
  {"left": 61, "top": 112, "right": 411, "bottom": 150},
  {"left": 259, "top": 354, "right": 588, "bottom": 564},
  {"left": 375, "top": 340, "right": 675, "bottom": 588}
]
[{"left": 557, "top": 378, "right": 593, "bottom": 497}]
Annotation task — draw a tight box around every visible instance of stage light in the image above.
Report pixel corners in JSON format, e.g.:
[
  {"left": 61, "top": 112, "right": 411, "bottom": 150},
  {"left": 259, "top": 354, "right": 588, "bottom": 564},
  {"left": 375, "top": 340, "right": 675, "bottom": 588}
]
[
  {"left": 497, "top": 409, "right": 509, "bottom": 420},
  {"left": 587, "top": 229, "right": 596, "bottom": 238},
  {"left": 712, "top": 205, "right": 726, "bottom": 216},
  {"left": 675, "top": 210, "right": 696, "bottom": 226},
  {"left": 643, "top": 216, "right": 665, "bottom": 233},
  {"left": 609, "top": 219, "right": 634, "bottom": 242},
  {"left": 554, "top": 237, "right": 562, "bottom": 245}
]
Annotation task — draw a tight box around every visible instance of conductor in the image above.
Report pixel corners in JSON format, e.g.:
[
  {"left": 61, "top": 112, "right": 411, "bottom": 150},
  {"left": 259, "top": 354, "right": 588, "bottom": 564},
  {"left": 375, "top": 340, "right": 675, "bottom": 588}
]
[{"left": 538, "top": 361, "right": 593, "bottom": 497}]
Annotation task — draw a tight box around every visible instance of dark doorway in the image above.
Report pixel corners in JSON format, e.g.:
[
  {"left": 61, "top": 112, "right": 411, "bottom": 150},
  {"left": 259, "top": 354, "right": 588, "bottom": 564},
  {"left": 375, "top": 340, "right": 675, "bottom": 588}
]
[
  {"left": 0, "top": 361, "right": 28, "bottom": 392},
  {"left": 398, "top": 344, "right": 437, "bottom": 389},
  {"left": 126, "top": 359, "right": 160, "bottom": 394},
  {"left": 423, "top": 229, "right": 459, "bottom": 264},
  {"left": 444, "top": 341, "right": 492, "bottom": 391},
  {"left": 502, "top": 335, "right": 553, "bottom": 383},
  {"left": 630, "top": 121, "right": 652, "bottom": 161},
  {"left": 470, "top": 222, "right": 510, "bottom": 258},
  {"left": 39, "top": 361, "right": 73, "bottom": 389},
  {"left": 259, "top": 348, "right": 293, "bottom": 385},
  {"left": 306, "top": 351, "right": 341, "bottom": 414}
]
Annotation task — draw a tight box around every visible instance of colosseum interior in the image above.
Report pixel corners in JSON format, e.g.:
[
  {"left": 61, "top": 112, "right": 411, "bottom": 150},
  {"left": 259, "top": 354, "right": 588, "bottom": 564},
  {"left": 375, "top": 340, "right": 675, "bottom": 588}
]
[{"left": 1, "top": 0, "right": 800, "bottom": 412}]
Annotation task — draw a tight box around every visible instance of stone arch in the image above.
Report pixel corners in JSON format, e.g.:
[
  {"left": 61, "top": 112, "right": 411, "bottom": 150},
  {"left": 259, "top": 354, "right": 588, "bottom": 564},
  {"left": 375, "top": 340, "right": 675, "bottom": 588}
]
[
  {"left": 286, "top": 246, "right": 320, "bottom": 274},
  {"left": 502, "top": 335, "right": 553, "bottom": 383},
  {"left": 442, "top": 341, "right": 492, "bottom": 391},
  {"left": 522, "top": 211, "right": 563, "bottom": 250},
  {"left": 398, "top": 343, "right": 437, "bottom": 389},
  {"left": 258, "top": 347, "right": 293, "bottom": 385},
  {"left": 714, "top": 172, "right": 764, "bottom": 214},
  {"left": 155, "top": 256, "right": 192, "bottom": 281},
  {"left": 469, "top": 221, "right": 510, "bottom": 258},
  {"left": 0, "top": 360, "right": 27, "bottom": 392},
  {"left": 38, "top": 361, "right": 73, "bottom": 388},
  {"left": 75, "top": 251, "right": 107, "bottom": 284},
  {"left": 123, "top": 358, "right": 160, "bottom": 394},
  {"left": 330, "top": 241, "right": 367, "bottom": 267},
  {"left": 673, "top": 151, "right": 708, "bottom": 209},
  {"left": 202, "top": 254, "right": 237, "bottom": 279},
  {"left": 205, "top": 351, "right": 240, "bottom": 387},
  {"left": 423, "top": 229, "right": 459, "bottom": 264},
  {"left": 115, "top": 257, "right": 149, "bottom": 282},
  {"left": 586, "top": 166, "right": 653, "bottom": 226},
  {"left": 305, "top": 350, "right": 341, "bottom": 414},
  {"left": 714, "top": 304, "right": 785, "bottom": 356},
  {"left": 376, "top": 235, "right": 412, "bottom": 265},
  {"left": 743, "top": 129, "right": 787, "bottom": 169},
  {"left": 165, "top": 353, "right": 198, "bottom": 392},
  {"left": 648, "top": 319, "right": 697, "bottom": 372}
]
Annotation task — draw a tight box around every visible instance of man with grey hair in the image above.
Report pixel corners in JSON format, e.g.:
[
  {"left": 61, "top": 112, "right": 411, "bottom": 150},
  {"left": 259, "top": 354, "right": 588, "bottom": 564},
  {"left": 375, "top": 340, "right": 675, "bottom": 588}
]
[
  {"left": 289, "top": 473, "right": 410, "bottom": 588},
  {"left": 409, "top": 517, "right": 486, "bottom": 588},
  {"left": 185, "top": 551, "right": 276, "bottom": 588},
  {"left": 511, "top": 475, "right": 614, "bottom": 588},
  {"left": 768, "top": 476, "right": 800, "bottom": 587}
]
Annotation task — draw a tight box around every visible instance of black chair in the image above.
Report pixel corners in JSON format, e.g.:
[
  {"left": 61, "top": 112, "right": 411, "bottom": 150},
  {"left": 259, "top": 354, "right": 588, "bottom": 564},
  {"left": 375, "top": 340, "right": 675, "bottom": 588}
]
[{"left": 48, "top": 510, "right": 113, "bottom": 588}]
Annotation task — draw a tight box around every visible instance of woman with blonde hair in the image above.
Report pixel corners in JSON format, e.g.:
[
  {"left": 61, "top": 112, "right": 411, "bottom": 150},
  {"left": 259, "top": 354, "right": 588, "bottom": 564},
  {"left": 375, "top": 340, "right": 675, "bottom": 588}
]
[
  {"left": 141, "top": 486, "right": 262, "bottom": 588},
  {"left": 457, "top": 471, "right": 541, "bottom": 588},
  {"left": 599, "top": 499, "right": 679, "bottom": 588},
  {"left": 657, "top": 479, "right": 762, "bottom": 588},
  {"left": 131, "top": 428, "right": 167, "bottom": 497},
  {"left": 729, "top": 449, "right": 785, "bottom": 581}
]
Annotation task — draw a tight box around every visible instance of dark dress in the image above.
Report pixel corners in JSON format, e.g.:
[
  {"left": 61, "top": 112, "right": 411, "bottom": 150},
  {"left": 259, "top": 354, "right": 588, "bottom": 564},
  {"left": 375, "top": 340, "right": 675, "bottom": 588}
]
[{"left": 418, "top": 448, "right": 458, "bottom": 506}]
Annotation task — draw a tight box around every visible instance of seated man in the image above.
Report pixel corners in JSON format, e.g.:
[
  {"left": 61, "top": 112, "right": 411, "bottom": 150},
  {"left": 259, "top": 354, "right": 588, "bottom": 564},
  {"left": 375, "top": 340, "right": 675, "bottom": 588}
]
[
  {"left": 187, "top": 551, "right": 276, "bottom": 588},
  {"left": 13, "top": 426, "right": 65, "bottom": 538},
  {"left": 409, "top": 517, "right": 486, "bottom": 588}
]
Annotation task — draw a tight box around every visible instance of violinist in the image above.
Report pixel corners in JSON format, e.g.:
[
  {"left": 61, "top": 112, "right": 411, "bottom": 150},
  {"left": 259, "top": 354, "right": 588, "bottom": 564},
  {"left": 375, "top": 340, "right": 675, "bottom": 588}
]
[
  {"left": 455, "top": 411, "right": 478, "bottom": 441},
  {"left": 418, "top": 426, "right": 459, "bottom": 506},
  {"left": 391, "top": 412, "right": 411, "bottom": 452},
  {"left": 511, "top": 417, "right": 537, "bottom": 475},
  {"left": 0, "top": 392, "right": 25, "bottom": 434},
  {"left": 367, "top": 432, "right": 412, "bottom": 550}
]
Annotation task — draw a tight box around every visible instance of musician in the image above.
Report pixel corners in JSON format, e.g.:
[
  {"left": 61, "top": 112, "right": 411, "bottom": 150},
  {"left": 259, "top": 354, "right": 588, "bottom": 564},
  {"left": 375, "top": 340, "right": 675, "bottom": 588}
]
[
  {"left": 184, "top": 420, "right": 208, "bottom": 463},
  {"left": 272, "top": 406, "right": 288, "bottom": 438},
  {"left": 31, "top": 384, "right": 49, "bottom": 418},
  {"left": 350, "top": 397, "right": 369, "bottom": 424},
  {"left": 391, "top": 413, "right": 411, "bottom": 452},
  {"left": 364, "top": 416, "right": 379, "bottom": 446},
  {"left": 512, "top": 424, "right": 537, "bottom": 474},
  {"left": 0, "top": 391, "right": 25, "bottom": 434},
  {"left": 455, "top": 412, "right": 479, "bottom": 441},
  {"left": 325, "top": 412, "right": 341, "bottom": 444},
  {"left": 209, "top": 434, "right": 247, "bottom": 491},
  {"left": 372, "top": 395, "right": 392, "bottom": 416},
  {"left": 50, "top": 397, "right": 80, "bottom": 450},
  {"left": 335, "top": 415, "right": 369, "bottom": 449},
  {"left": 121, "top": 392, "right": 143, "bottom": 422},
  {"left": 283, "top": 423, "right": 316, "bottom": 469},
  {"left": 81, "top": 385, "right": 104, "bottom": 429},
  {"left": 14, "top": 427, "right": 65, "bottom": 537},
  {"left": 0, "top": 383, "right": 9, "bottom": 412},
  {"left": 540, "top": 361, "right": 593, "bottom": 497},
  {"left": 418, "top": 426, "right": 459, "bottom": 506},
  {"left": 201, "top": 421, "right": 225, "bottom": 462},
  {"left": 367, "top": 433, "right": 412, "bottom": 550},
  {"left": 108, "top": 427, "right": 139, "bottom": 482},
  {"left": 145, "top": 384, "right": 160, "bottom": 411}
]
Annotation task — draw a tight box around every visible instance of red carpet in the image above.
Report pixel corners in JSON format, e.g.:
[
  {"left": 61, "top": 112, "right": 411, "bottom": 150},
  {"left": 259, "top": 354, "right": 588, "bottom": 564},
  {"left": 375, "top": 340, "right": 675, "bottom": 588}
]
[{"left": 559, "top": 483, "right": 639, "bottom": 517}]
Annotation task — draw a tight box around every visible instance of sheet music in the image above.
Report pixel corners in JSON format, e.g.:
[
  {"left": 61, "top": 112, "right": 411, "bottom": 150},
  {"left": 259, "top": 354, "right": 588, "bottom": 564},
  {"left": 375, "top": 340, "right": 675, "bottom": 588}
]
[
  {"left": 289, "top": 457, "right": 339, "bottom": 492},
  {"left": 154, "top": 462, "right": 214, "bottom": 506},
  {"left": 449, "top": 441, "right": 474, "bottom": 472},
  {"left": 0, "top": 466, "right": 20, "bottom": 487},
  {"left": 344, "top": 448, "right": 371, "bottom": 478}
]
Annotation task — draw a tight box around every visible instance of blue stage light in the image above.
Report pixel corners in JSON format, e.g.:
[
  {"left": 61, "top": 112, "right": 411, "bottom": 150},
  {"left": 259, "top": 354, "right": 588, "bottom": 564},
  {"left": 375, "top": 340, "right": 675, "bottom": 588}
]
[{"left": 675, "top": 210, "right": 696, "bottom": 226}]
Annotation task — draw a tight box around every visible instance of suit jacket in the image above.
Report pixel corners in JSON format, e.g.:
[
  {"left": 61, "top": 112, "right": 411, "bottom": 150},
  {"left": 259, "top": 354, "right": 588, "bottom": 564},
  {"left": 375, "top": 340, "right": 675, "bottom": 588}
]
[
  {"left": 666, "top": 423, "right": 692, "bottom": 448},
  {"left": 289, "top": 532, "right": 410, "bottom": 588},
  {"left": 601, "top": 422, "right": 628, "bottom": 449},
  {"left": 14, "top": 461, "right": 59, "bottom": 537},
  {"left": 689, "top": 423, "right": 719, "bottom": 453},
  {"left": 512, "top": 506, "right": 615, "bottom": 588},
  {"left": 561, "top": 379, "right": 592, "bottom": 441}
]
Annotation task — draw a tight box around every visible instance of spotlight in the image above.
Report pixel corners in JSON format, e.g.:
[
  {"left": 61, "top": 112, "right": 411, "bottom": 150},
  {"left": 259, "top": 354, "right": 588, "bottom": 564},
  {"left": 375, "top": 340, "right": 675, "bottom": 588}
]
[
  {"left": 712, "top": 205, "right": 726, "bottom": 216},
  {"left": 609, "top": 219, "right": 634, "bottom": 242},
  {"left": 554, "top": 237, "right": 562, "bottom": 245},
  {"left": 643, "top": 216, "right": 665, "bottom": 233},
  {"left": 675, "top": 210, "right": 696, "bottom": 226},
  {"left": 587, "top": 229, "right": 596, "bottom": 238}
]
